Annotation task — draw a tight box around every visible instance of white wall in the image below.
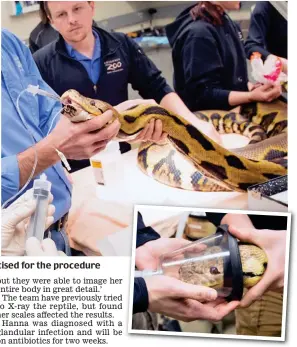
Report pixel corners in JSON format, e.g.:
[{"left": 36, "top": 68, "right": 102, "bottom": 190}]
[
  {"left": 1, "top": 1, "right": 184, "bottom": 41},
  {"left": 1, "top": 1, "right": 41, "bottom": 41}
]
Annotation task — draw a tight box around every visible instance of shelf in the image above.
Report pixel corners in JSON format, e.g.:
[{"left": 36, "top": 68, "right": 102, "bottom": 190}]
[{"left": 10, "top": 2, "right": 39, "bottom": 16}]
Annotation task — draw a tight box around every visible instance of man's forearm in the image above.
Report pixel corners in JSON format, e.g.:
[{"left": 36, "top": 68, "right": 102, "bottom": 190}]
[
  {"left": 228, "top": 91, "right": 252, "bottom": 106},
  {"left": 160, "top": 92, "right": 197, "bottom": 123},
  {"left": 160, "top": 92, "right": 222, "bottom": 144},
  {"left": 17, "top": 134, "right": 60, "bottom": 187}
]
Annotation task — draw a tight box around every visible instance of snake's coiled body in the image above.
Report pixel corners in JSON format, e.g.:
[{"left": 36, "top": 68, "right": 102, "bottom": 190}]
[{"left": 61, "top": 90, "right": 287, "bottom": 192}]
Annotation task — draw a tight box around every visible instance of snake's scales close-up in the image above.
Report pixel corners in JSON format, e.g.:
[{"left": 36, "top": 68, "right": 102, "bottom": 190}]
[
  {"left": 178, "top": 244, "right": 268, "bottom": 289},
  {"left": 60, "top": 90, "right": 287, "bottom": 192}
]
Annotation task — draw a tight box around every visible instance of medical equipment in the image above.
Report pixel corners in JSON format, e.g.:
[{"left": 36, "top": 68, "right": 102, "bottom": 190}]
[
  {"left": 2, "top": 85, "right": 67, "bottom": 209},
  {"left": 26, "top": 84, "right": 61, "bottom": 102},
  {"left": 26, "top": 174, "right": 52, "bottom": 241}
]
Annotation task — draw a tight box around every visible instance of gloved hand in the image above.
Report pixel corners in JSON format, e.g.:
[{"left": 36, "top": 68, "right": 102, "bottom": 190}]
[
  {"left": 251, "top": 53, "right": 287, "bottom": 85},
  {"left": 26, "top": 237, "right": 66, "bottom": 256},
  {"left": 1, "top": 189, "right": 55, "bottom": 256}
]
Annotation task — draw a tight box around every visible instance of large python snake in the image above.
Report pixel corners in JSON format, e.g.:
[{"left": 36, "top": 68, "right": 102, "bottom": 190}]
[
  {"left": 60, "top": 90, "right": 287, "bottom": 192},
  {"left": 179, "top": 244, "right": 268, "bottom": 289}
]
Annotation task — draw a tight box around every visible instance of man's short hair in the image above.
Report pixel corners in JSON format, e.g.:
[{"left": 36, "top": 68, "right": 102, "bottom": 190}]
[{"left": 43, "top": 1, "right": 91, "bottom": 19}]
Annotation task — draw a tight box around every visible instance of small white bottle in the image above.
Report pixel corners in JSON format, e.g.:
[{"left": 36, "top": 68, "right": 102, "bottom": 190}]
[{"left": 90, "top": 141, "right": 122, "bottom": 186}]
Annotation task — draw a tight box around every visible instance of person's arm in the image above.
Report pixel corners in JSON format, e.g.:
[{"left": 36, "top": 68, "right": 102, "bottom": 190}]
[
  {"left": 244, "top": 2, "right": 272, "bottom": 60},
  {"left": 133, "top": 275, "right": 236, "bottom": 320},
  {"left": 1, "top": 156, "right": 24, "bottom": 205},
  {"left": 133, "top": 213, "right": 158, "bottom": 314},
  {"left": 160, "top": 92, "right": 203, "bottom": 124},
  {"left": 181, "top": 34, "right": 281, "bottom": 110},
  {"left": 229, "top": 84, "right": 282, "bottom": 106},
  {"left": 133, "top": 277, "right": 149, "bottom": 314},
  {"left": 134, "top": 236, "right": 239, "bottom": 320},
  {"left": 181, "top": 34, "right": 232, "bottom": 110},
  {"left": 3, "top": 34, "right": 120, "bottom": 192},
  {"left": 16, "top": 111, "right": 119, "bottom": 189},
  {"left": 228, "top": 91, "right": 253, "bottom": 106},
  {"left": 1, "top": 110, "right": 119, "bottom": 203},
  {"left": 244, "top": 3, "right": 288, "bottom": 74},
  {"left": 17, "top": 136, "right": 60, "bottom": 188},
  {"left": 136, "top": 212, "right": 160, "bottom": 249},
  {"left": 159, "top": 92, "right": 222, "bottom": 144}
]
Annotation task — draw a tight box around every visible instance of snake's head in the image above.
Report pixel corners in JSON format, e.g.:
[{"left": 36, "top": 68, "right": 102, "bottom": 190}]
[
  {"left": 239, "top": 244, "right": 268, "bottom": 288},
  {"left": 60, "top": 89, "right": 118, "bottom": 123}
]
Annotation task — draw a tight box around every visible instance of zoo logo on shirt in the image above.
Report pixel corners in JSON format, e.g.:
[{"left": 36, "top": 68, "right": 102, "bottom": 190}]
[
  {"left": 104, "top": 58, "right": 124, "bottom": 74},
  {"left": 237, "top": 31, "right": 244, "bottom": 42}
]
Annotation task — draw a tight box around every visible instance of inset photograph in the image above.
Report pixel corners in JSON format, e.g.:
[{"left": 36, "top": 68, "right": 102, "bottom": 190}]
[{"left": 129, "top": 206, "right": 291, "bottom": 341}]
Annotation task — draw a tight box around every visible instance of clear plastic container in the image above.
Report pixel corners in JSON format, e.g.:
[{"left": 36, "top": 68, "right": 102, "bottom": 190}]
[
  {"left": 159, "top": 225, "right": 244, "bottom": 300},
  {"left": 135, "top": 225, "right": 267, "bottom": 301}
]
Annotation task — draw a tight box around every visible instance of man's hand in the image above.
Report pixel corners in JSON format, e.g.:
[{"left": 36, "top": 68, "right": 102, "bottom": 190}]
[
  {"left": 248, "top": 81, "right": 262, "bottom": 91},
  {"left": 145, "top": 275, "right": 239, "bottom": 322},
  {"left": 228, "top": 225, "right": 286, "bottom": 308},
  {"left": 249, "top": 83, "right": 282, "bottom": 103},
  {"left": 1, "top": 189, "right": 55, "bottom": 256},
  {"left": 136, "top": 237, "right": 239, "bottom": 321},
  {"left": 116, "top": 98, "right": 221, "bottom": 145},
  {"left": 136, "top": 238, "right": 191, "bottom": 270},
  {"left": 115, "top": 99, "right": 168, "bottom": 144},
  {"left": 128, "top": 119, "right": 168, "bottom": 144},
  {"left": 49, "top": 110, "right": 121, "bottom": 159}
]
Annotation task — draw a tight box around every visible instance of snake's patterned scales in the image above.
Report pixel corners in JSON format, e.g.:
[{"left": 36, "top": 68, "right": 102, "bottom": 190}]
[{"left": 61, "top": 90, "right": 287, "bottom": 192}]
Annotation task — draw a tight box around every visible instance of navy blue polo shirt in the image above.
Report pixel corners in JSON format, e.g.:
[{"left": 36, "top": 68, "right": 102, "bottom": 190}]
[{"left": 65, "top": 30, "right": 101, "bottom": 84}]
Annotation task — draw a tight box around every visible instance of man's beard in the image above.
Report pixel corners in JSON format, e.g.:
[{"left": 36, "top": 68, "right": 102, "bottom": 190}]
[{"left": 68, "top": 31, "right": 88, "bottom": 43}]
